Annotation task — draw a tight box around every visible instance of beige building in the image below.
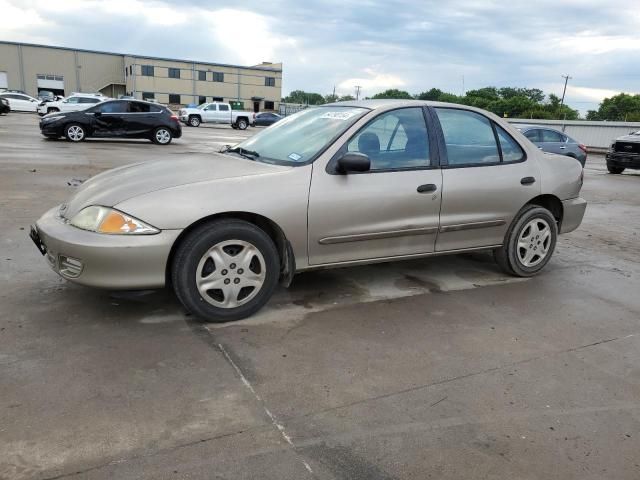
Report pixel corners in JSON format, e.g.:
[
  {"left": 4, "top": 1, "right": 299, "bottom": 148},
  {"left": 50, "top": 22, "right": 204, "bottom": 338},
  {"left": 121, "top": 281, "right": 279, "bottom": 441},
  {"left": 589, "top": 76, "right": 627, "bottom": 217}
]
[{"left": 0, "top": 41, "right": 282, "bottom": 112}]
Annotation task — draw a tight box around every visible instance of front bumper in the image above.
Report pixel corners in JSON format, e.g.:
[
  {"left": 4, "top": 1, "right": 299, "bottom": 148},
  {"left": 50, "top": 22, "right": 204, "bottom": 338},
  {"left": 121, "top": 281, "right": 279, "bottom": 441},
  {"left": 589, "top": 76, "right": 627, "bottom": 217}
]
[
  {"left": 606, "top": 152, "right": 640, "bottom": 169},
  {"left": 32, "top": 206, "right": 182, "bottom": 289},
  {"left": 560, "top": 197, "right": 587, "bottom": 234}
]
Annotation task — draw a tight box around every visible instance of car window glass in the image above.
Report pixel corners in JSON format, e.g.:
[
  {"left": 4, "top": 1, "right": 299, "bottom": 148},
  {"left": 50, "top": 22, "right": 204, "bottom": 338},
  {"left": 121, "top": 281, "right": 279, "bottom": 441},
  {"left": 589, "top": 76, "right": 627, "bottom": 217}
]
[
  {"left": 347, "top": 107, "right": 430, "bottom": 170},
  {"left": 66, "top": 97, "right": 80, "bottom": 103},
  {"left": 129, "top": 102, "right": 151, "bottom": 113},
  {"left": 495, "top": 125, "right": 525, "bottom": 163},
  {"left": 435, "top": 108, "right": 500, "bottom": 166},
  {"left": 218, "top": 104, "right": 229, "bottom": 111},
  {"left": 95, "top": 101, "right": 127, "bottom": 113},
  {"left": 524, "top": 129, "right": 540, "bottom": 142},
  {"left": 541, "top": 129, "right": 563, "bottom": 142},
  {"left": 205, "top": 104, "right": 217, "bottom": 111}
]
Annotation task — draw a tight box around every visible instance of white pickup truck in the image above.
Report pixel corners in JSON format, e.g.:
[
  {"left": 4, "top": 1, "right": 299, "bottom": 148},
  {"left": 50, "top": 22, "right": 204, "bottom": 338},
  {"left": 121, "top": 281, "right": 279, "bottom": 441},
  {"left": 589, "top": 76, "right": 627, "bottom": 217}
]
[{"left": 179, "top": 102, "right": 253, "bottom": 130}]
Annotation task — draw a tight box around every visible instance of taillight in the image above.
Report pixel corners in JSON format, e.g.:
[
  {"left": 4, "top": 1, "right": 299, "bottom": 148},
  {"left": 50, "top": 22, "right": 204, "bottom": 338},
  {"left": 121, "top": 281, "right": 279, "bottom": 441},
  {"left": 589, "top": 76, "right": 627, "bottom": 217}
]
[
  {"left": 170, "top": 114, "right": 179, "bottom": 121},
  {"left": 578, "top": 144, "right": 587, "bottom": 154}
]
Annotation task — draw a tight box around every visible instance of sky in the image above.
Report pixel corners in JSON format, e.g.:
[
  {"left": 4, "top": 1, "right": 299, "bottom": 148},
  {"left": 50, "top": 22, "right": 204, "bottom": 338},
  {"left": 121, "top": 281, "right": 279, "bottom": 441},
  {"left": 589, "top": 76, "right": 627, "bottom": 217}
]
[{"left": 1, "top": 0, "right": 639, "bottom": 113}]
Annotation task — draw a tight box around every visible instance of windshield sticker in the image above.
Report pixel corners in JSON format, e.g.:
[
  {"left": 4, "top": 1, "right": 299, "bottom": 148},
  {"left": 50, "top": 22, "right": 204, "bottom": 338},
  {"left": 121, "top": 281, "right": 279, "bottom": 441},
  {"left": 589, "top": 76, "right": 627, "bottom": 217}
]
[
  {"left": 288, "top": 152, "right": 302, "bottom": 161},
  {"left": 319, "top": 111, "right": 358, "bottom": 120}
]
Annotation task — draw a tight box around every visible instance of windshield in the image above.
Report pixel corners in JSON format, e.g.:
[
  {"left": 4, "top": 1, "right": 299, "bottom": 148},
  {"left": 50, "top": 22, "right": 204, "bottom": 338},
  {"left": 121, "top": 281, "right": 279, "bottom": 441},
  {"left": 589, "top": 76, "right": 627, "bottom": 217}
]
[
  {"left": 227, "top": 106, "right": 368, "bottom": 165},
  {"left": 197, "top": 103, "right": 207, "bottom": 109}
]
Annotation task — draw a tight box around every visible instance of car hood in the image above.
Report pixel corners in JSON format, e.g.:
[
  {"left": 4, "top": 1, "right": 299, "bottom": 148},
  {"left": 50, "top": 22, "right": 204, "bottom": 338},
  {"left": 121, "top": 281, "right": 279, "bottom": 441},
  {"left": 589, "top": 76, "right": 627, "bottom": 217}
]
[
  {"left": 63, "top": 153, "right": 290, "bottom": 219},
  {"left": 615, "top": 134, "right": 640, "bottom": 143}
]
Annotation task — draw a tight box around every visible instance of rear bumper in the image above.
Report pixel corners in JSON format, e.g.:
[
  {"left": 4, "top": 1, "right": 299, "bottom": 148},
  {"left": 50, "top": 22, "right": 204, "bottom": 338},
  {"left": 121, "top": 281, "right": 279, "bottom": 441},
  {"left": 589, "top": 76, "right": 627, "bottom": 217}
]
[
  {"left": 606, "top": 152, "right": 640, "bottom": 169},
  {"left": 33, "top": 206, "right": 181, "bottom": 289},
  {"left": 560, "top": 197, "right": 587, "bottom": 234}
]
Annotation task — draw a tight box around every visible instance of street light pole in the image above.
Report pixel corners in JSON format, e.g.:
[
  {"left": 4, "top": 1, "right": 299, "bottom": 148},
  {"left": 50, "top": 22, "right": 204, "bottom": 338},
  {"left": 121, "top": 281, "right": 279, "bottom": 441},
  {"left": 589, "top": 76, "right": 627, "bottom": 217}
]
[
  {"left": 559, "top": 74, "right": 572, "bottom": 112},
  {"left": 355, "top": 85, "right": 362, "bottom": 100}
]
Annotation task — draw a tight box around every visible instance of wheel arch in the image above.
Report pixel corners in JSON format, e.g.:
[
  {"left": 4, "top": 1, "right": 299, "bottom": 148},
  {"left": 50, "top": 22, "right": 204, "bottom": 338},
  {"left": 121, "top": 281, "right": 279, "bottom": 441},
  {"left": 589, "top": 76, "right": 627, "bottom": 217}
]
[
  {"left": 165, "top": 211, "right": 294, "bottom": 288},
  {"left": 525, "top": 194, "right": 563, "bottom": 228}
]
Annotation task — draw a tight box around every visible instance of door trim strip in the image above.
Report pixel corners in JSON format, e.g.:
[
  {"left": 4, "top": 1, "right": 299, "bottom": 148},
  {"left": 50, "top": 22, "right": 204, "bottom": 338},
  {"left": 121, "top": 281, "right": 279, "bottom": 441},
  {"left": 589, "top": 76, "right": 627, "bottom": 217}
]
[
  {"left": 319, "top": 226, "right": 439, "bottom": 245},
  {"left": 439, "top": 219, "right": 506, "bottom": 233}
]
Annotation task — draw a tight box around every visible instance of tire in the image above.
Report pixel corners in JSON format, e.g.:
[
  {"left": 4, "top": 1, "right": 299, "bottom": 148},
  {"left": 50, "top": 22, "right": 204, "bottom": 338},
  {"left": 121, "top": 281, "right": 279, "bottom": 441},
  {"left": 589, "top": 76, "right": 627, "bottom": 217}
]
[
  {"left": 152, "top": 127, "right": 173, "bottom": 145},
  {"left": 171, "top": 220, "right": 280, "bottom": 322},
  {"left": 47, "top": 108, "right": 59, "bottom": 114},
  {"left": 231, "top": 124, "right": 238, "bottom": 130},
  {"left": 494, "top": 205, "right": 558, "bottom": 277},
  {"left": 188, "top": 115, "right": 201, "bottom": 127},
  {"left": 65, "top": 124, "right": 86, "bottom": 142},
  {"left": 237, "top": 118, "right": 248, "bottom": 130},
  {"left": 607, "top": 165, "right": 625, "bottom": 174}
]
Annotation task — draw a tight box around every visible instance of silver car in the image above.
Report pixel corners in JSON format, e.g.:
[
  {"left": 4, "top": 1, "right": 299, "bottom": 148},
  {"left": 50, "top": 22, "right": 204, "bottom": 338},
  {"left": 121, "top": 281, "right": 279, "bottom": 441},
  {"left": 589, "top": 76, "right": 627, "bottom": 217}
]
[
  {"left": 31, "top": 100, "right": 587, "bottom": 322},
  {"left": 517, "top": 125, "right": 587, "bottom": 166}
]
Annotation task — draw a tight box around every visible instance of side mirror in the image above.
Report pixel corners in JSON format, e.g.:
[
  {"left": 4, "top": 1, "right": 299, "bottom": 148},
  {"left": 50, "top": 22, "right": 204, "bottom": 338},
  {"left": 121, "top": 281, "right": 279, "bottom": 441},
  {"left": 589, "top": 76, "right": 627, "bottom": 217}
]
[{"left": 336, "top": 152, "right": 370, "bottom": 174}]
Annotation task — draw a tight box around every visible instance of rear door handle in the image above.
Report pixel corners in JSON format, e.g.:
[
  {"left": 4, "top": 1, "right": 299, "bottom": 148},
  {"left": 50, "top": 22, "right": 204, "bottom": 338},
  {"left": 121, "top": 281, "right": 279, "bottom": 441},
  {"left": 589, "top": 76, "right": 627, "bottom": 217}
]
[
  {"left": 559, "top": 146, "right": 566, "bottom": 150},
  {"left": 521, "top": 176, "right": 536, "bottom": 185},
  {"left": 417, "top": 184, "right": 438, "bottom": 193}
]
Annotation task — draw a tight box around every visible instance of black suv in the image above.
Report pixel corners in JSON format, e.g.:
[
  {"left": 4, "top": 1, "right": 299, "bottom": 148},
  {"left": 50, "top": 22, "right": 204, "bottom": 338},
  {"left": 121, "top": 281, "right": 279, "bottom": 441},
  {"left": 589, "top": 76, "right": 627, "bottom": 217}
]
[
  {"left": 39, "top": 99, "right": 182, "bottom": 145},
  {"left": 606, "top": 131, "right": 640, "bottom": 174}
]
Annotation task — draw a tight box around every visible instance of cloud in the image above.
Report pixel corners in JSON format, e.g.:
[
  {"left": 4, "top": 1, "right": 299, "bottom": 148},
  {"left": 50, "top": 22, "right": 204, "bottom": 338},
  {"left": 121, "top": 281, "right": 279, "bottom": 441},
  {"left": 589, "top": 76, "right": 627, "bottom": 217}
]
[{"left": 338, "top": 69, "right": 406, "bottom": 97}]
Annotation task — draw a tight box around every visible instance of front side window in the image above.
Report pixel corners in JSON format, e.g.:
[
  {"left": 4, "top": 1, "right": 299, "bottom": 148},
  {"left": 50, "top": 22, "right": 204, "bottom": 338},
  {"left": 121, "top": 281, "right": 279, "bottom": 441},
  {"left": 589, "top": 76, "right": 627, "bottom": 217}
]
[
  {"left": 229, "top": 106, "right": 368, "bottom": 165},
  {"left": 141, "top": 65, "right": 154, "bottom": 76},
  {"left": 435, "top": 108, "right": 500, "bottom": 166},
  {"left": 347, "top": 107, "right": 430, "bottom": 170},
  {"left": 524, "top": 129, "right": 540, "bottom": 142},
  {"left": 205, "top": 104, "right": 217, "bottom": 111},
  {"left": 168, "top": 68, "right": 180, "bottom": 79},
  {"left": 265, "top": 77, "right": 276, "bottom": 87},
  {"left": 541, "top": 129, "right": 564, "bottom": 142}
]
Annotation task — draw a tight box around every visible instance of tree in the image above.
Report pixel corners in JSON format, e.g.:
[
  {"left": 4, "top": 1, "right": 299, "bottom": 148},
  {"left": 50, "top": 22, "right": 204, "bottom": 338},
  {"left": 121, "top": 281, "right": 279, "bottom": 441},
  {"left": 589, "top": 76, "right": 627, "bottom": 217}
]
[
  {"left": 416, "top": 88, "right": 444, "bottom": 101},
  {"left": 324, "top": 94, "right": 339, "bottom": 103},
  {"left": 339, "top": 95, "right": 355, "bottom": 101},
  {"left": 590, "top": 93, "right": 640, "bottom": 121},
  {"left": 371, "top": 89, "right": 413, "bottom": 99},
  {"left": 284, "top": 90, "right": 325, "bottom": 105}
]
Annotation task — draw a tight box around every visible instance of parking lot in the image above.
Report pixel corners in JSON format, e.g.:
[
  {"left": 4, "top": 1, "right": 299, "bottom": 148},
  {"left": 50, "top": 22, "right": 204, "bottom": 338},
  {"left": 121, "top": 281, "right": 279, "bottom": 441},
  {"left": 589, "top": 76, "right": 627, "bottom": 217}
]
[{"left": 1, "top": 113, "right": 639, "bottom": 479}]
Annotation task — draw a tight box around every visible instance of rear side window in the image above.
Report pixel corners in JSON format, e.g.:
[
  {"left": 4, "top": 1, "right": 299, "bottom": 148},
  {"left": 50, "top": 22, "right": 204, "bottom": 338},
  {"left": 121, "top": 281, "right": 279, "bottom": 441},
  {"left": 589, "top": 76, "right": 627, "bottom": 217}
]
[
  {"left": 523, "top": 129, "right": 540, "bottom": 142},
  {"left": 495, "top": 125, "right": 525, "bottom": 163},
  {"left": 347, "top": 107, "right": 430, "bottom": 170},
  {"left": 218, "top": 104, "right": 229, "bottom": 111},
  {"left": 95, "top": 101, "right": 128, "bottom": 113},
  {"left": 541, "top": 129, "right": 564, "bottom": 142},
  {"left": 79, "top": 98, "right": 100, "bottom": 104},
  {"left": 435, "top": 108, "right": 500, "bottom": 166},
  {"left": 129, "top": 102, "right": 151, "bottom": 113}
]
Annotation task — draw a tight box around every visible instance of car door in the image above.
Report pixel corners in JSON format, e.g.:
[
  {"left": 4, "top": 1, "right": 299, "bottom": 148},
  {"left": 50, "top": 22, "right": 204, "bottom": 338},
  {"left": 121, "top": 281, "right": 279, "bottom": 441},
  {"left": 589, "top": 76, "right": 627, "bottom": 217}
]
[
  {"left": 217, "top": 103, "right": 231, "bottom": 123},
  {"left": 539, "top": 129, "right": 567, "bottom": 155},
  {"left": 91, "top": 101, "right": 128, "bottom": 137},
  {"left": 125, "top": 101, "right": 157, "bottom": 136},
  {"left": 307, "top": 106, "right": 443, "bottom": 265},
  {"left": 434, "top": 107, "right": 540, "bottom": 251},
  {"left": 9, "top": 94, "right": 35, "bottom": 111},
  {"left": 202, "top": 104, "right": 217, "bottom": 122}
]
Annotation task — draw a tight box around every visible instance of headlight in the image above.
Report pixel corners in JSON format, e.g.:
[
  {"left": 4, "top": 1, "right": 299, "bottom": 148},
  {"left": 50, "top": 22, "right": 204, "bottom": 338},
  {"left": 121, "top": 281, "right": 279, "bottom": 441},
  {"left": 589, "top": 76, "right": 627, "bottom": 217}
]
[{"left": 69, "top": 206, "right": 159, "bottom": 234}]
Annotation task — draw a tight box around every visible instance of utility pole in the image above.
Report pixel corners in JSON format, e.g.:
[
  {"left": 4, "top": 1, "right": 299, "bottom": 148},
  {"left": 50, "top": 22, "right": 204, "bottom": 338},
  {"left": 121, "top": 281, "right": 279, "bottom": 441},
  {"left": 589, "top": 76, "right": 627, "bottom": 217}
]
[
  {"left": 355, "top": 85, "right": 362, "bottom": 100},
  {"left": 462, "top": 75, "right": 465, "bottom": 96},
  {"left": 559, "top": 74, "right": 572, "bottom": 112}
]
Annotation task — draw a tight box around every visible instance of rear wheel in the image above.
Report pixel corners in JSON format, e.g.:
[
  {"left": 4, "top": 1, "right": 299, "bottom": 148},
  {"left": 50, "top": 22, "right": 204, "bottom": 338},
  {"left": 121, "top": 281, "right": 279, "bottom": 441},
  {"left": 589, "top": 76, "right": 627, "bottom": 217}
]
[
  {"left": 237, "top": 118, "right": 248, "bottom": 130},
  {"left": 494, "top": 205, "right": 557, "bottom": 277},
  {"left": 65, "top": 124, "right": 85, "bottom": 142},
  {"left": 171, "top": 220, "right": 280, "bottom": 322},
  {"left": 188, "top": 115, "right": 201, "bottom": 127},
  {"left": 607, "top": 165, "right": 625, "bottom": 174},
  {"left": 152, "top": 127, "right": 172, "bottom": 145}
]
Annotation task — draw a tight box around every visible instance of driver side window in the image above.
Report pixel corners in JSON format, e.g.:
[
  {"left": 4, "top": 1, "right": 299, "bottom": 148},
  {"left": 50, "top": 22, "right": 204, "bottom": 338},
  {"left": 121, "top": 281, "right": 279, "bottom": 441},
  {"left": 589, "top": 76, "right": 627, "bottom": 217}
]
[
  {"left": 347, "top": 107, "right": 430, "bottom": 171},
  {"left": 66, "top": 97, "right": 80, "bottom": 104}
]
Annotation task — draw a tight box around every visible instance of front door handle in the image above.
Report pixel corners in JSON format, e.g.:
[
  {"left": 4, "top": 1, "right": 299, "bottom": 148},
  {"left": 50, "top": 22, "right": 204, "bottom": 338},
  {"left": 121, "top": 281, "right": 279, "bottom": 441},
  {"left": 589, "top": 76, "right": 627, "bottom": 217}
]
[
  {"left": 521, "top": 176, "right": 536, "bottom": 185},
  {"left": 417, "top": 184, "right": 438, "bottom": 193},
  {"left": 559, "top": 146, "right": 566, "bottom": 150}
]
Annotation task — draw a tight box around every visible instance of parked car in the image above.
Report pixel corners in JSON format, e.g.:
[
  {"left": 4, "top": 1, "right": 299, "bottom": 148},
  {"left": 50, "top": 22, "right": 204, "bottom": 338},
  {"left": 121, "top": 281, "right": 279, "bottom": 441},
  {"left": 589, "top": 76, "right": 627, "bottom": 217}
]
[
  {"left": 37, "top": 93, "right": 108, "bottom": 116},
  {"left": 0, "top": 92, "right": 40, "bottom": 112},
  {"left": 606, "top": 130, "right": 640, "bottom": 174},
  {"left": 0, "top": 97, "right": 9, "bottom": 115},
  {"left": 31, "top": 100, "right": 586, "bottom": 322},
  {"left": 252, "top": 112, "right": 282, "bottom": 127},
  {"left": 179, "top": 102, "right": 253, "bottom": 129},
  {"left": 516, "top": 125, "right": 587, "bottom": 166},
  {"left": 0, "top": 88, "right": 27, "bottom": 94},
  {"left": 39, "top": 99, "right": 182, "bottom": 145}
]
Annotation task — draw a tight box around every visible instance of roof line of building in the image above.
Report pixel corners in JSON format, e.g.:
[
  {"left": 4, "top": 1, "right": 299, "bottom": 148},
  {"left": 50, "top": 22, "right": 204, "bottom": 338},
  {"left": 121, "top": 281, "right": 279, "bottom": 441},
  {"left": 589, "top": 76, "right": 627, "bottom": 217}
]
[{"left": 0, "top": 40, "right": 283, "bottom": 73}]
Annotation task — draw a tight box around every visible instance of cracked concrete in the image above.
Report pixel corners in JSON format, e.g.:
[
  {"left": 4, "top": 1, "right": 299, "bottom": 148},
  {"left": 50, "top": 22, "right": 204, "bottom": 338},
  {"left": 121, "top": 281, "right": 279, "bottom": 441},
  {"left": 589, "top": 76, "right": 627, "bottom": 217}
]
[{"left": 1, "top": 114, "right": 639, "bottom": 479}]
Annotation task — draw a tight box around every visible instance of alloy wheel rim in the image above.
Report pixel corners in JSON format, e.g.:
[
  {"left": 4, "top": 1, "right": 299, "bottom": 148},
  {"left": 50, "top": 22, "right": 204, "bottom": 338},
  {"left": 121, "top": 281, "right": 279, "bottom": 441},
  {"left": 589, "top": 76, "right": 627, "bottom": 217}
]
[
  {"left": 156, "top": 129, "right": 170, "bottom": 143},
  {"left": 196, "top": 240, "right": 266, "bottom": 309},
  {"left": 68, "top": 126, "right": 84, "bottom": 141},
  {"left": 190, "top": 118, "right": 199, "bottom": 126},
  {"left": 517, "top": 218, "right": 551, "bottom": 267}
]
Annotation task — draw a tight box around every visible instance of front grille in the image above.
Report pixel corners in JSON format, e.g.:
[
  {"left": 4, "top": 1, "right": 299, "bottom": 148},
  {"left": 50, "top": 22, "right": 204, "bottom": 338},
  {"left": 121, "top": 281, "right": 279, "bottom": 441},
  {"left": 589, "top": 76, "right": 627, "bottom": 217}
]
[{"left": 614, "top": 141, "right": 640, "bottom": 154}]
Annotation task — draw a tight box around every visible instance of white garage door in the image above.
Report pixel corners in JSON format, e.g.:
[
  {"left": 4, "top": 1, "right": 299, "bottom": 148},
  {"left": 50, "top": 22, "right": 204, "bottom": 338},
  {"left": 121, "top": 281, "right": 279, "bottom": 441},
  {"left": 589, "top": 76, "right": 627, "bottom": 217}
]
[
  {"left": 0, "top": 72, "right": 7, "bottom": 90},
  {"left": 36, "top": 74, "right": 64, "bottom": 91}
]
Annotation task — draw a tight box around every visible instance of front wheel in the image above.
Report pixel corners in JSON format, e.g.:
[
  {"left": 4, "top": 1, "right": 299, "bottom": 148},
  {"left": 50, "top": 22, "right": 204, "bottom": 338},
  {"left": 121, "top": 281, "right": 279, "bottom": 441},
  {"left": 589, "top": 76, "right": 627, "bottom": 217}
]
[
  {"left": 494, "top": 205, "right": 557, "bottom": 277},
  {"left": 188, "top": 115, "right": 201, "bottom": 127},
  {"left": 171, "top": 220, "right": 280, "bottom": 322},
  {"left": 152, "top": 127, "right": 173, "bottom": 145},
  {"left": 236, "top": 119, "right": 248, "bottom": 130},
  {"left": 607, "top": 165, "right": 625, "bottom": 174},
  {"left": 65, "top": 124, "right": 85, "bottom": 142}
]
